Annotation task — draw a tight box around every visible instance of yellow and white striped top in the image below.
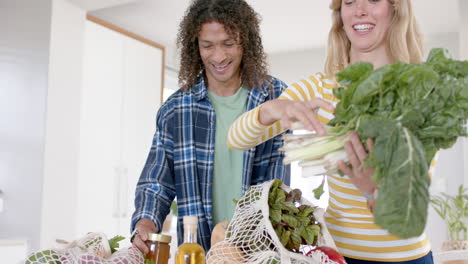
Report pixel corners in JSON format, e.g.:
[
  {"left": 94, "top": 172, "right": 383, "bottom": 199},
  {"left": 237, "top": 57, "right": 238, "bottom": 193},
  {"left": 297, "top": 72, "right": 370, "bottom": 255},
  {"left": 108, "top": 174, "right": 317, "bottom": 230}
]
[{"left": 227, "top": 73, "right": 435, "bottom": 261}]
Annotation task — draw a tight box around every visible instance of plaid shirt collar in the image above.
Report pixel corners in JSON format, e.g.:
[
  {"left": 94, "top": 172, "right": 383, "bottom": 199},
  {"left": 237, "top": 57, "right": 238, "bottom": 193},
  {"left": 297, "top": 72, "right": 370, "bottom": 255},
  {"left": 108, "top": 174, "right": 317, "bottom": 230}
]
[{"left": 191, "top": 73, "right": 272, "bottom": 104}]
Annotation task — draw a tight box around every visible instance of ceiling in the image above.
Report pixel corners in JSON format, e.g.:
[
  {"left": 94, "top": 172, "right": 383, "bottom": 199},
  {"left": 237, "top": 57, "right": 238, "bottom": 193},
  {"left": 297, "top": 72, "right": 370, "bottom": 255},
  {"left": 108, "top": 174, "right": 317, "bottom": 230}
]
[
  {"left": 68, "top": 0, "right": 138, "bottom": 11},
  {"left": 86, "top": 0, "right": 461, "bottom": 58}
]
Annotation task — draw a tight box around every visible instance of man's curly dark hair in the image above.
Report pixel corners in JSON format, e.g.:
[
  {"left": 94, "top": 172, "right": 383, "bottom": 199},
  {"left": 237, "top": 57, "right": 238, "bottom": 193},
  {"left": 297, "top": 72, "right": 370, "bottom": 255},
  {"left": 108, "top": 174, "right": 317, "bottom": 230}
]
[{"left": 177, "top": 0, "right": 269, "bottom": 91}]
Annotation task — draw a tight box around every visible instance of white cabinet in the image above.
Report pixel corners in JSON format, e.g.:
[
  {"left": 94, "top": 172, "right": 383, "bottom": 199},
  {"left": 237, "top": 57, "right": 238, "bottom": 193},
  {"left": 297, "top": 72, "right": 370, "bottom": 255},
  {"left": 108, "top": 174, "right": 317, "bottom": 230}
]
[{"left": 76, "top": 19, "right": 163, "bottom": 239}]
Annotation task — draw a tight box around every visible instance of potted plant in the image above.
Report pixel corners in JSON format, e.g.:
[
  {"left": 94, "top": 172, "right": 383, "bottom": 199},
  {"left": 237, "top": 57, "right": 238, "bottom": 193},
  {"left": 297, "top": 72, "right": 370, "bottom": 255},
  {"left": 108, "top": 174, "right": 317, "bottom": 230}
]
[{"left": 431, "top": 184, "right": 468, "bottom": 263}]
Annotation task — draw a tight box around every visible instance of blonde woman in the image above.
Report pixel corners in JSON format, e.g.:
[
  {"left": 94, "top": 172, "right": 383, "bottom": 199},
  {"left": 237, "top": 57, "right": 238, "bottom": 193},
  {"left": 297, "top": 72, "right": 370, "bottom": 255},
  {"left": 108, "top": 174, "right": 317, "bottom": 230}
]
[{"left": 227, "top": 0, "right": 435, "bottom": 263}]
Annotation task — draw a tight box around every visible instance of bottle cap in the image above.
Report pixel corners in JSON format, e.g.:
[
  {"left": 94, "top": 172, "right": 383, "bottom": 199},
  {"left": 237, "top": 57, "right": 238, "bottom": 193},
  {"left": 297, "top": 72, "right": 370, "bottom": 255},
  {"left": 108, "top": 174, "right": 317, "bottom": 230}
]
[
  {"left": 147, "top": 233, "right": 172, "bottom": 243},
  {"left": 183, "top": 215, "right": 198, "bottom": 225}
]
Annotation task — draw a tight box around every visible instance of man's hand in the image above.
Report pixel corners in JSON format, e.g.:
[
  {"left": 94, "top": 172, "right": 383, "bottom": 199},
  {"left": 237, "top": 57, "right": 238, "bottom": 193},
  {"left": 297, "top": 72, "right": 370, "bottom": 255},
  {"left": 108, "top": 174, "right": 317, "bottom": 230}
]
[
  {"left": 259, "top": 99, "right": 334, "bottom": 135},
  {"left": 132, "top": 218, "right": 158, "bottom": 254}
]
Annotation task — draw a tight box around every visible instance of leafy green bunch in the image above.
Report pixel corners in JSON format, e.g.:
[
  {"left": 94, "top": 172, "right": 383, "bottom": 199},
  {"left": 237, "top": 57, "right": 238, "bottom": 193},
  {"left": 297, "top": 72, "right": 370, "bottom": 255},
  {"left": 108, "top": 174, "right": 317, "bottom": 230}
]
[
  {"left": 268, "top": 179, "right": 321, "bottom": 252},
  {"left": 328, "top": 48, "right": 468, "bottom": 238},
  {"left": 431, "top": 185, "right": 468, "bottom": 241}
]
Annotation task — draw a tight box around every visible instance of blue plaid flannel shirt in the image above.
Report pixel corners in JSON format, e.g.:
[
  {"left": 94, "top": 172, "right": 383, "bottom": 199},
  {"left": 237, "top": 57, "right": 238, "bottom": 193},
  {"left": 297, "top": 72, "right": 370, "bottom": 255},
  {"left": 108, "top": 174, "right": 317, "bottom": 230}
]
[{"left": 131, "top": 74, "right": 290, "bottom": 251}]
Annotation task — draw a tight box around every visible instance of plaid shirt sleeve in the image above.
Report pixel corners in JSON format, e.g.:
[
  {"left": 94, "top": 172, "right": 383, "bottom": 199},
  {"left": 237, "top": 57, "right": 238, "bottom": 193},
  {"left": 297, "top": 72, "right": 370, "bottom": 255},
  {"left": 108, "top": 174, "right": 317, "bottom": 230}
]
[
  {"left": 268, "top": 135, "right": 291, "bottom": 185},
  {"left": 249, "top": 77, "right": 291, "bottom": 187},
  {"left": 267, "top": 78, "right": 291, "bottom": 185},
  {"left": 131, "top": 102, "right": 177, "bottom": 233}
]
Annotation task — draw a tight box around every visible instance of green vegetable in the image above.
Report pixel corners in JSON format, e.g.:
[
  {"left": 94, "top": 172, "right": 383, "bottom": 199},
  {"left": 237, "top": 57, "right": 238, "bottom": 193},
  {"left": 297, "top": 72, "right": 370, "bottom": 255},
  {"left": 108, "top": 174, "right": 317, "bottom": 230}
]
[
  {"left": 282, "top": 48, "right": 468, "bottom": 238},
  {"left": 170, "top": 200, "right": 178, "bottom": 216},
  {"left": 108, "top": 235, "right": 125, "bottom": 253},
  {"left": 269, "top": 179, "right": 321, "bottom": 252},
  {"left": 313, "top": 177, "right": 325, "bottom": 200},
  {"left": 25, "top": 249, "right": 60, "bottom": 264}
]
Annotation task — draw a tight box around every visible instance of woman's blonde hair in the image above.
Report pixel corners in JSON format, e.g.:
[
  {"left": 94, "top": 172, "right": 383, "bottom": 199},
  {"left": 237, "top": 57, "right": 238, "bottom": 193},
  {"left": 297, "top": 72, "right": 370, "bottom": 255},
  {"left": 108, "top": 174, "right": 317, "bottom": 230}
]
[{"left": 324, "top": 0, "right": 424, "bottom": 77}]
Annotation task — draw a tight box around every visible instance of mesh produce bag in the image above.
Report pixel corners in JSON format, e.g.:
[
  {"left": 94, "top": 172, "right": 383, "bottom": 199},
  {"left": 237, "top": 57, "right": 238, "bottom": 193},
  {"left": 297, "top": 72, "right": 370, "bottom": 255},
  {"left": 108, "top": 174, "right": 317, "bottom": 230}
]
[
  {"left": 206, "top": 180, "right": 339, "bottom": 264},
  {"left": 25, "top": 233, "right": 144, "bottom": 264}
]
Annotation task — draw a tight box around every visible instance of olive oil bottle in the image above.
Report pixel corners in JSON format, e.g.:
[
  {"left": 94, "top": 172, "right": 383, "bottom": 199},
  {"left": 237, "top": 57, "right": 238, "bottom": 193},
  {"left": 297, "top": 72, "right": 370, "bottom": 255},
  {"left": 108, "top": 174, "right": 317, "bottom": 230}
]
[{"left": 175, "top": 216, "right": 205, "bottom": 264}]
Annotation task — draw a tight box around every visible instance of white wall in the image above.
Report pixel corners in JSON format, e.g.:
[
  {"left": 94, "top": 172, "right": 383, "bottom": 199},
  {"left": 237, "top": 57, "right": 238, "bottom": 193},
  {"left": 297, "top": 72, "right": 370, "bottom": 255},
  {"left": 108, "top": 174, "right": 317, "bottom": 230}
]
[
  {"left": 68, "top": 0, "right": 139, "bottom": 11},
  {"left": 165, "top": 45, "right": 180, "bottom": 72},
  {"left": 459, "top": 0, "right": 468, "bottom": 61},
  {"left": 0, "top": 0, "right": 52, "bottom": 252},
  {"left": 425, "top": 32, "right": 459, "bottom": 59},
  {"left": 40, "top": 0, "right": 86, "bottom": 248},
  {"left": 268, "top": 47, "right": 327, "bottom": 85}
]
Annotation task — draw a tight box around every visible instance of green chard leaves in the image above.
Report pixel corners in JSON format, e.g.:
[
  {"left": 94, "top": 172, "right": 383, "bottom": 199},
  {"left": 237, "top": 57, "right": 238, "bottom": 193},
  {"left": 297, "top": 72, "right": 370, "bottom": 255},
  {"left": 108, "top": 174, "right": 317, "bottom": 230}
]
[
  {"left": 268, "top": 179, "right": 321, "bottom": 252},
  {"left": 329, "top": 48, "right": 468, "bottom": 238},
  {"left": 108, "top": 235, "right": 125, "bottom": 253},
  {"left": 313, "top": 177, "right": 326, "bottom": 200}
]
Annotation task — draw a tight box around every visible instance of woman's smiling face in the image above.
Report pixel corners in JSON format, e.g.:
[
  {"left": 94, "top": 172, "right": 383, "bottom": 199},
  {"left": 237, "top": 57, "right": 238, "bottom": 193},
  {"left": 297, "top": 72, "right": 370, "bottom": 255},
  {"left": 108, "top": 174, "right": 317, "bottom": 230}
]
[{"left": 341, "top": 0, "right": 393, "bottom": 54}]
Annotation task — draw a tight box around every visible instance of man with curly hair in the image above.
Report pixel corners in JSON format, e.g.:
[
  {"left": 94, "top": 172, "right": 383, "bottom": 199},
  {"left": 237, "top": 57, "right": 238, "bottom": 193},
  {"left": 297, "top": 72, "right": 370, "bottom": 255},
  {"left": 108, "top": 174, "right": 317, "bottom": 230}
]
[{"left": 130, "top": 0, "right": 290, "bottom": 253}]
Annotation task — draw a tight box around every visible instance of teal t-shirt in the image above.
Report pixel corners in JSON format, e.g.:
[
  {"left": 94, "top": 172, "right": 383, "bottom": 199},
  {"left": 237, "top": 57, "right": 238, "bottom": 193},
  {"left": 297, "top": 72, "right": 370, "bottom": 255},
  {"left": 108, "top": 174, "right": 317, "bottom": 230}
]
[{"left": 208, "top": 86, "right": 248, "bottom": 225}]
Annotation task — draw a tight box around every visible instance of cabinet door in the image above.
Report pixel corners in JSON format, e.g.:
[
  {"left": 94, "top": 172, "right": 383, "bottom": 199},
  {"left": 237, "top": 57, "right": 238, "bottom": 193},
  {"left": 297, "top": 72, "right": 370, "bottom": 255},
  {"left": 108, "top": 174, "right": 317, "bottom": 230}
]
[
  {"left": 77, "top": 19, "right": 164, "bottom": 240},
  {"left": 76, "top": 20, "right": 124, "bottom": 237},
  {"left": 119, "top": 36, "right": 163, "bottom": 236}
]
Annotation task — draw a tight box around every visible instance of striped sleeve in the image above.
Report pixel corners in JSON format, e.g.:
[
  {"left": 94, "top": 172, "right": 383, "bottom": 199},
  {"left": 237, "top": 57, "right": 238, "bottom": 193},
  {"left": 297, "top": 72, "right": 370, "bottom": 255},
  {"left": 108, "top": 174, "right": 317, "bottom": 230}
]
[{"left": 227, "top": 73, "right": 338, "bottom": 150}]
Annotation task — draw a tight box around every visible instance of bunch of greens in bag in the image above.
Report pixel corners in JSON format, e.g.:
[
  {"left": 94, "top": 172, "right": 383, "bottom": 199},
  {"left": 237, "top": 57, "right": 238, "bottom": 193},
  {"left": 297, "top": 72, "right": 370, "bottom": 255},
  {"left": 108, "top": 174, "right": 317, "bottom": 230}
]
[{"left": 268, "top": 179, "right": 321, "bottom": 252}]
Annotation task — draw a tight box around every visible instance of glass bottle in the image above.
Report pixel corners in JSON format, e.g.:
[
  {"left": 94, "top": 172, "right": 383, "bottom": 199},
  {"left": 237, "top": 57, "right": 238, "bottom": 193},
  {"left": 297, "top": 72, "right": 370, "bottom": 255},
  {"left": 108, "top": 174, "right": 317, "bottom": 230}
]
[
  {"left": 145, "top": 233, "right": 171, "bottom": 264},
  {"left": 175, "top": 216, "right": 205, "bottom": 264}
]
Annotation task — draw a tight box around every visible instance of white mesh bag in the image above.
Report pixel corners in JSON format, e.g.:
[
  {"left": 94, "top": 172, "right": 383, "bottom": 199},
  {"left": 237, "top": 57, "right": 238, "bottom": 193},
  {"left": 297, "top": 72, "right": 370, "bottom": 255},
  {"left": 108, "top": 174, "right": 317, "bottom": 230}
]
[
  {"left": 25, "top": 233, "right": 144, "bottom": 264},
  {"left": 206, "top": 180, "right": 339, "bottom": 264}
]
